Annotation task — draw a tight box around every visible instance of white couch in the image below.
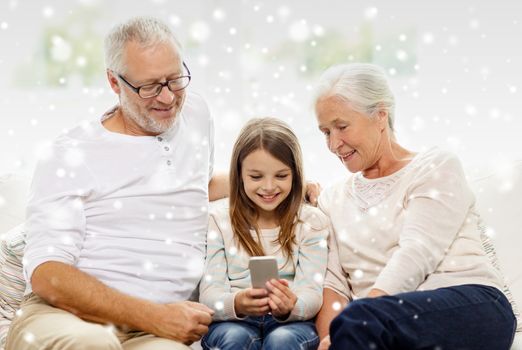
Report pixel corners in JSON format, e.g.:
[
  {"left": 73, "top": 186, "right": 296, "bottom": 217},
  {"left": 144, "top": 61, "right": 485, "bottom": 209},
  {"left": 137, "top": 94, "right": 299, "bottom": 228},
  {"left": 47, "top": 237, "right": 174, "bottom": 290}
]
[{"left": 1, "top": 165, "right": 521, "bottom": 349}]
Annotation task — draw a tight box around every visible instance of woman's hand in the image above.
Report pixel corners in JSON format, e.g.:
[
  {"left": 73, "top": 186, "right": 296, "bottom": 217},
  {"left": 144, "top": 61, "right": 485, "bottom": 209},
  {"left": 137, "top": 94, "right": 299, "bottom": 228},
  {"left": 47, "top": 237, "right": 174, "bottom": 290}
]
[
  {"left": 234, "top": 288, "right": 270, "bottom": 317},
  {"left": 318, "top": 335, "right": 331, "bottom": 350},
  {"left": 305, "top": 181, "right": 322, "bottom": 206},
  {"left": 367, "top": 288, "right": 388, "bottom": 298},
  {"left": 266, "top": 279, "right": 297, "bottom": 319}
]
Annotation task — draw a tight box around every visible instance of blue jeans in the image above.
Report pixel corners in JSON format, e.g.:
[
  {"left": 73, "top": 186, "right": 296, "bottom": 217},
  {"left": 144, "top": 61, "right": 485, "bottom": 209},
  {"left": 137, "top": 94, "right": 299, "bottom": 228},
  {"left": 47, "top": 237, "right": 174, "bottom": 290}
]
[
  {"left": 202, "top": 314, "right": 319, "bottom": 350},
  {"left": 330, "top": 284, "right": 517, "bottom": 350}
]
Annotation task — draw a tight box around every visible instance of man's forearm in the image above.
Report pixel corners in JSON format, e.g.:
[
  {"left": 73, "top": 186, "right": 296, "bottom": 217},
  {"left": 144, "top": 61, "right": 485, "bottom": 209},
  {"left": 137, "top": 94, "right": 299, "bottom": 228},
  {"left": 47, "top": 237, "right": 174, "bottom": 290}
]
[
  {"left": 31, "top": 261, "right": 159, "bottom": 332},
  {"left": 208, "top": 173, "right": 229, "bottom": 201}
]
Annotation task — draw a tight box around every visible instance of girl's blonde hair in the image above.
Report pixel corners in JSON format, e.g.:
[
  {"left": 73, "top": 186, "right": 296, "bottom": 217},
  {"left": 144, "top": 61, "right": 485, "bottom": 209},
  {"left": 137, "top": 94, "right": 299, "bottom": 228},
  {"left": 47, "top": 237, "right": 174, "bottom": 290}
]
[{"left": 229, "top": 117, "right": 305, "bottom": 262}]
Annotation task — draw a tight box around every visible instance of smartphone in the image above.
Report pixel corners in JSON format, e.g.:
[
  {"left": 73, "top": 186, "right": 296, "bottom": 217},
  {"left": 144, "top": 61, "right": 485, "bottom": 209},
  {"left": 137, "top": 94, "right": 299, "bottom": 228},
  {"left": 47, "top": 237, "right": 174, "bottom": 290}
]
[{"left": 248, "top": 256, "right": 279, "bottom": 289}]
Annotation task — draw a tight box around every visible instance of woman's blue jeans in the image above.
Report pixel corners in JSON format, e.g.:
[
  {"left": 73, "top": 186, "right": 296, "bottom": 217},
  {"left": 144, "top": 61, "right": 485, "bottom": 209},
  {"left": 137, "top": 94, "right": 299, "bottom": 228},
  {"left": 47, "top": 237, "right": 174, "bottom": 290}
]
[
  {"left": 330, "top": 284, "right": 517, "bottom": 350},
  {"left": 201, "top": 314, "right": 319, "bottom": 350}
]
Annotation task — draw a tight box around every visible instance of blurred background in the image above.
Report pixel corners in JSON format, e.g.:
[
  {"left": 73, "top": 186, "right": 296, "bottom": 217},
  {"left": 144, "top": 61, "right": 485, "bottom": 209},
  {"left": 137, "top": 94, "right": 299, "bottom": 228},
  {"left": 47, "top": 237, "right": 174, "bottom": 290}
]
[{"left": 1, "top": 0, "right": 521, "bottom": 185}]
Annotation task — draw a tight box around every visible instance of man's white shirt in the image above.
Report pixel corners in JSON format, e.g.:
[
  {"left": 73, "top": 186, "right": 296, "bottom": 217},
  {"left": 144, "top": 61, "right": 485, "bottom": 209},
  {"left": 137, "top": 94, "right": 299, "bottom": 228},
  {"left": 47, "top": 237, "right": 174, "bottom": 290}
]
[{"left": 23, "top": 92, "right": 214, "bottom": 304}]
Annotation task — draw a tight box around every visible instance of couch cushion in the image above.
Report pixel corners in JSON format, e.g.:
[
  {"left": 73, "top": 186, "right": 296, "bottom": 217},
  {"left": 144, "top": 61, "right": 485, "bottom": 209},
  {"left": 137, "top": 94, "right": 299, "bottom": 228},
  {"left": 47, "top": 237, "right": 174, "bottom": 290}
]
[
  {"left": 481, "top": 231, "right": 521, "bottom": 331},
  {"left": 0, "top": 224, "right": 26, "bottom": 349},
  {"left": 469, "top": 161, "right": 522, "bottom": 332}
]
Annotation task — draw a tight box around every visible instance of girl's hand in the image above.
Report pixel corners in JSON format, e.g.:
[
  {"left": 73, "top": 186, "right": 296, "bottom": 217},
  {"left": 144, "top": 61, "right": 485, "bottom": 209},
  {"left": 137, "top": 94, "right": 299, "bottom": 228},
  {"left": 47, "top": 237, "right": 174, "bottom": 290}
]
[
  {"left": 265, "top": 279, "right": 297, "bottom": 319},
  {"left": 234, "top": 288, "right": 270, "bottom": 317}
]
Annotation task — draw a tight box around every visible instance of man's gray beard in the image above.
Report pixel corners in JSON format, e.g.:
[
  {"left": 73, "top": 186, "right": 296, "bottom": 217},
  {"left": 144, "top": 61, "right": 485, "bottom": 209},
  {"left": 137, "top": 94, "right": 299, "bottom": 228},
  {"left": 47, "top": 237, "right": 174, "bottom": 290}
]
[{"left": 121, "top": 103, "right": 176, "bottom": 135}]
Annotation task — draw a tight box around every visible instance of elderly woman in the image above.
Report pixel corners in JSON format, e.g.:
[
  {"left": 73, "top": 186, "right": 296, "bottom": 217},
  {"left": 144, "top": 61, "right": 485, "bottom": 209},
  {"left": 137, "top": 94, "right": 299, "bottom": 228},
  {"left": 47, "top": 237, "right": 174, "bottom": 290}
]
[{"left": 313, "top": 63, "right": 518, "bottom": 350}]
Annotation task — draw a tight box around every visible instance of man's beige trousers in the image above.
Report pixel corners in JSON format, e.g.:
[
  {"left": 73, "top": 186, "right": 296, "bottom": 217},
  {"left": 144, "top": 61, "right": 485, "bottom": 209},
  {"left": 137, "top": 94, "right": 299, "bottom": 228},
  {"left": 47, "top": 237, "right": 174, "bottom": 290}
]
[{"left": 6, "top": 294, "right": 191, "bottom": 350}]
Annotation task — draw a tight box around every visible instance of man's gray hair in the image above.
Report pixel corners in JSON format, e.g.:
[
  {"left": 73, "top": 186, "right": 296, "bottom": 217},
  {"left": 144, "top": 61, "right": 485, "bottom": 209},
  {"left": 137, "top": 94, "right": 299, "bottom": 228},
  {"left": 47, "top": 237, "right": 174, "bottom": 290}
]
[
  {"left": 104, "top": 16, "right": 182, "bottom": 74},
  {"left": 314, "top": 63, "right": 396, "bottom": 131}
]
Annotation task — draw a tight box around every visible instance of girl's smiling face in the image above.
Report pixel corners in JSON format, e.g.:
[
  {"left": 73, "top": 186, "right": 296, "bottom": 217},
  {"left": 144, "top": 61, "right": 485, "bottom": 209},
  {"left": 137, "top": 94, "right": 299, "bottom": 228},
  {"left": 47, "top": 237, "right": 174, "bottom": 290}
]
[{"left": 241, "top": 148, "right": 293, "bottom": 223}]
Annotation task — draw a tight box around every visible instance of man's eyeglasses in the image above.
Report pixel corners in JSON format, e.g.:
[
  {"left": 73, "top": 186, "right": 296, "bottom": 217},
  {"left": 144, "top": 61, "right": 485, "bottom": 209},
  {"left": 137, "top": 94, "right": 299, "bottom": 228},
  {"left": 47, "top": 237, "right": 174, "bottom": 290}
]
[{"left": 117, "top": 62, "right": 191, "bottom": 99}]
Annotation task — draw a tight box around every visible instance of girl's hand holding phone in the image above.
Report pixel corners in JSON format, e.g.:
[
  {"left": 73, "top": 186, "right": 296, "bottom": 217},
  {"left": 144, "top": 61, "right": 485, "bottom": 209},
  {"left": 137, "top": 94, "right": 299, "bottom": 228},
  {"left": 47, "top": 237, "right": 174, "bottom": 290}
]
[
  {"left": 234, "top": 288, "right": 270, "bottom": 317},
  {"left": 265, "top": 278, "right": 297, "bottom": 319}
]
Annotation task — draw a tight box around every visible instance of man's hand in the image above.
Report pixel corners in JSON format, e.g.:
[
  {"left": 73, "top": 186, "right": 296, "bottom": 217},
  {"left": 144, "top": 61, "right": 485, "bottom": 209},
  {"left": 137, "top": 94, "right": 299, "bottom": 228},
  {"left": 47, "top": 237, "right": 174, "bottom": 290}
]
[
  {"left": 318, "top": 335, "right": 331, "bottom": 350},
  {"left": 305, "top": 181, "right": 322, "bottom": 206},
  {"left": 30, "top": 261, "right": 214, "bottom": 345},
  {"left": 234, "top": 288, "right": 270, "bottom": 317},
  {"left": 151, "top": 301, "right": 214, "bottom": 345},
  {"left": 266, "top": 279, "right": 297, "bottom": 319}
]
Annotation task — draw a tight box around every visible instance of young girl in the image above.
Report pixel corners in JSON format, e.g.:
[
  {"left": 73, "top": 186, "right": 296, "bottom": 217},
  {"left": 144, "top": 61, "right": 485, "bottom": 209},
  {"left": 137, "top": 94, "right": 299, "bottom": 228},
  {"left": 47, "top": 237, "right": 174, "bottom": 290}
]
[{"left": 199, "top": 117, "right": 329, "bottom": 350}]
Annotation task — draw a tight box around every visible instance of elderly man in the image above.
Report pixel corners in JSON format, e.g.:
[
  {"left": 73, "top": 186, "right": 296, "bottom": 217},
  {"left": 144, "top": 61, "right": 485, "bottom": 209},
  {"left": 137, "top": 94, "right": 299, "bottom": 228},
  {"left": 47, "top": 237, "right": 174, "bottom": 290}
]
[{"left": 6, "top": 17, "right": 226, "bottom": 350}]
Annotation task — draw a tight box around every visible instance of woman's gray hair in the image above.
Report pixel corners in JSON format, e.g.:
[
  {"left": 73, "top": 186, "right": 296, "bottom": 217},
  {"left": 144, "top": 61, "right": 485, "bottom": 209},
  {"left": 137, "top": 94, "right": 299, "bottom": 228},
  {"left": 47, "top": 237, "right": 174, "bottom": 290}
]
[
  {"left": 104, "top": 16, "right": 182, "bottom": 74},
  {"left": 314, "top": 63, "right": 396, "bottom": 131}
]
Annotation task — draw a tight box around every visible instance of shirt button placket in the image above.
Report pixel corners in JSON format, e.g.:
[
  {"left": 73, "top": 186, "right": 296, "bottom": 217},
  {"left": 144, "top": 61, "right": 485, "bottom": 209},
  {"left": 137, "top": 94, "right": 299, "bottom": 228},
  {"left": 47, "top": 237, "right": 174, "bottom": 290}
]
[{"left": 159, "top": 137, "right": 174, "bottom": 169}]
